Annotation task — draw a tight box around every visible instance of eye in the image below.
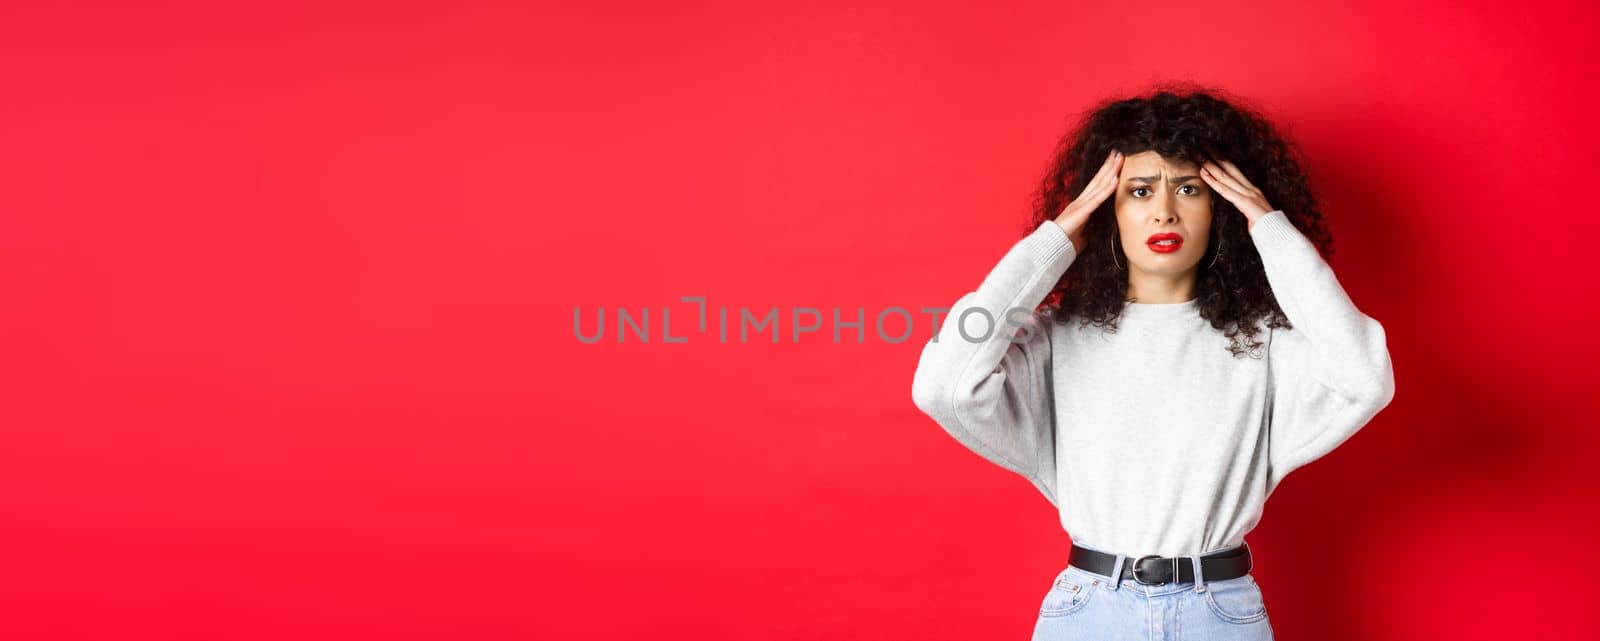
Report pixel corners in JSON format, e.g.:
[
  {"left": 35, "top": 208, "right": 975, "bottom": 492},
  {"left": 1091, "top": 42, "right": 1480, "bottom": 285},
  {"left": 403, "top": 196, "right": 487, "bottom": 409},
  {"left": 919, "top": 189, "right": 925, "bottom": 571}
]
[
  {"left": 1179, "top": 184, "right": 1200, "bottom": 195},
  {"left": 1131, "top": 187, "right": 1150, "bottom": 198}
]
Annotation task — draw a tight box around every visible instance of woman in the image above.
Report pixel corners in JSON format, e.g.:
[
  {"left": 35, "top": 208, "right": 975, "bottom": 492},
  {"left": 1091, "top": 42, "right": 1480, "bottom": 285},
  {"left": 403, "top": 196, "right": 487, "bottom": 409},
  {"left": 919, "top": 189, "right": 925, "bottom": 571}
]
[{"left": 910, "top": 87, "right": 1396, "bottom": 640}]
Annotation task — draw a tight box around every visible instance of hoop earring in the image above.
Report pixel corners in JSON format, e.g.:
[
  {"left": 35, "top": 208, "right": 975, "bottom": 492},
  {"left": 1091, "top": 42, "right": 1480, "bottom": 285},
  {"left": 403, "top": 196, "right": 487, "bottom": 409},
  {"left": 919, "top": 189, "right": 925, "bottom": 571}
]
[
  {"left": 1110, "top": 236, "right": 1123, "bottom": 270},
  {"left": 1208, "top": 238, "right": 1225, "bottom": 268}
]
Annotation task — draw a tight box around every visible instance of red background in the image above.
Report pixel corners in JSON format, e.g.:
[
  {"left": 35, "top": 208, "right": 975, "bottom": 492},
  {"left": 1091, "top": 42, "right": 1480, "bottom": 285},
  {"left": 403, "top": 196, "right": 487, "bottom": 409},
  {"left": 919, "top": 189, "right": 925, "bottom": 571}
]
[{"left": 3, "top": 1, "right": 1596, "bottom": 639}]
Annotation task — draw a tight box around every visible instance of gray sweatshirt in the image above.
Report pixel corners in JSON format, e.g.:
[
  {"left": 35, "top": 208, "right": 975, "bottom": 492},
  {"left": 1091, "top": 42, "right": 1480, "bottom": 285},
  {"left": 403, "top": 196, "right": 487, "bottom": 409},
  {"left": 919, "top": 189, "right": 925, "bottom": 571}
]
[{"left": 910, "top": 210, "right": 1396, "bottom": 557}]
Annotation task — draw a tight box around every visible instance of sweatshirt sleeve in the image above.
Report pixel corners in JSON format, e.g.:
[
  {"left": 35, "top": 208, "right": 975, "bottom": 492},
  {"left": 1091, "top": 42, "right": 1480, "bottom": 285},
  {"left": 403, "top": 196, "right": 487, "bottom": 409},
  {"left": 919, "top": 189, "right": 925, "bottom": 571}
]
[
  {"left": 1250, "top": 210, "right": 1397, "bottom": 493},
  {"left": 911, "top": 219, "right": 1077, "bottom": 507}
]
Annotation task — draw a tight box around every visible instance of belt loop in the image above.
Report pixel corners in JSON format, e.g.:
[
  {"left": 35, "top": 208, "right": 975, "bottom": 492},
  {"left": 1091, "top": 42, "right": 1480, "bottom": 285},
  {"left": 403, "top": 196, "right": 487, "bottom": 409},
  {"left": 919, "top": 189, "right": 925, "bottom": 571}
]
[
  {"left": 1190, "top": 553, "right": 1207, "bottom": 593},
  {"left": 1107, "top": 553, "right": 1125, "bottom": 592}
]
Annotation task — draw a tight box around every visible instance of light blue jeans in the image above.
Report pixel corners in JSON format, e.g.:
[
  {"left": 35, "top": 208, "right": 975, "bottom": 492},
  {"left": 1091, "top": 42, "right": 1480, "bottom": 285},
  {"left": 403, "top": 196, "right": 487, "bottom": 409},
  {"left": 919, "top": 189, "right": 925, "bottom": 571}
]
[{"left": 1031, "top": 544, "right": 1275, "bottom": 640}]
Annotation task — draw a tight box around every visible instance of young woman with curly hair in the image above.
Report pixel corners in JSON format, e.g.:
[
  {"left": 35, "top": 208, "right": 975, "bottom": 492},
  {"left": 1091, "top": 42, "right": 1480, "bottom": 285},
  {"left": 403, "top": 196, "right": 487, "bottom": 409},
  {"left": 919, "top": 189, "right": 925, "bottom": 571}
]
[{"left": 911, "top": 87, "right": 1396, "bottom": 640}]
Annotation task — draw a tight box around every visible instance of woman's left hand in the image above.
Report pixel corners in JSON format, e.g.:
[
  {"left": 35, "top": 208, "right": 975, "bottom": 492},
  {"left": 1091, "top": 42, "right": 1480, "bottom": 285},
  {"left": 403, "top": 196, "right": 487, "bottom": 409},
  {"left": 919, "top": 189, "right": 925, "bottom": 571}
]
[{"left": 1199, "top": 157, "right": 1275, "bottom": 228}]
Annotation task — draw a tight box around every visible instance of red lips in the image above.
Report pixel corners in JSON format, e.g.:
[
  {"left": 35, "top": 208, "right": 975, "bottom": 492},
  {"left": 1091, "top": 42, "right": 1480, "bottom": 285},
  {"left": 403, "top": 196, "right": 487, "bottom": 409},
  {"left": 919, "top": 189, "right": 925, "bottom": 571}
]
[{"left": 1146, "top": 232, "right": 1183, "bottom": 254}]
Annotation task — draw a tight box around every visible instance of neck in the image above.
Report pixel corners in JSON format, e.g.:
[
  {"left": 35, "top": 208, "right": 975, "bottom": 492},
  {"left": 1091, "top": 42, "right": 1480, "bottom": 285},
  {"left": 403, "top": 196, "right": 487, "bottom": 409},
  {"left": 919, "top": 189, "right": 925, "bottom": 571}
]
[{"left": 1125, "top": 270, "right": 1198, "bottom": 304}]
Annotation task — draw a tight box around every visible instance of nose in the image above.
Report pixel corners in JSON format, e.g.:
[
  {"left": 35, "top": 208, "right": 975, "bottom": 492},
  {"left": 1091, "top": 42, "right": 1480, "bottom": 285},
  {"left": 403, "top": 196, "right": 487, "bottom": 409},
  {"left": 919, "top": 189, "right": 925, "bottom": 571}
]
[{"left": 1150, "top": 189, "right": 1180, "bottom": 224}]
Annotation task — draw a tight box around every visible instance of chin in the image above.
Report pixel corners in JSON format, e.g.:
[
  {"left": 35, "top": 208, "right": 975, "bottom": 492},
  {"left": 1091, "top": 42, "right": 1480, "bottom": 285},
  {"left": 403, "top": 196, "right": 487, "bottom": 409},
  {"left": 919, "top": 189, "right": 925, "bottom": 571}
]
[{"left": 1134, "top": 258, "right": 1202, "bottom": 275}]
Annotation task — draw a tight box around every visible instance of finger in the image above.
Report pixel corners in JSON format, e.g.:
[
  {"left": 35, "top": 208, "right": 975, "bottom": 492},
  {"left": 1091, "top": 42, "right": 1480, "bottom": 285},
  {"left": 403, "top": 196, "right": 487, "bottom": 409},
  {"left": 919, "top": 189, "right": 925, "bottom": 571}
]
[
  {"left": 1072, "top": 155, "right": 1118, "bottom": 205},
  {"left": 1204, "top": 159, "right": 1242, "bottom": 185},
  {"left": 1098, "top": 162, "right": 1122, "bottom": 196},
  {"left": 1081, "top": 174, "right": 1115, "bottom": 207},
  {"left": 1063, "top": 150, "right": 1117, "bottom": 189},
  {"left": 1085, "top": 152, "right": 1120, "bottom": 195},
  {"left": 1083, "top": 154, "right": 1122, "bottom": 204},
  {"left": 1201, "top": 163, "right": 1250, "bottom": 198},
  {"left": 1200, "top": 166, "right": 1244, "bottom": 202},
  {"left": 1202, "top": 166, "right": 1274, "bottom": 215},
  {"left": 1216, "top": 159, "right": 1254, "bottom": 190},
  {"left": 1214, "top": 159, "right": 1264, "bottom": 197},
  {"left": 1092, "top": 150, "right": 1120, "bottom": 185},
  {"left": 1104, "top": 151, "right": 1124, "bottom": 185}
]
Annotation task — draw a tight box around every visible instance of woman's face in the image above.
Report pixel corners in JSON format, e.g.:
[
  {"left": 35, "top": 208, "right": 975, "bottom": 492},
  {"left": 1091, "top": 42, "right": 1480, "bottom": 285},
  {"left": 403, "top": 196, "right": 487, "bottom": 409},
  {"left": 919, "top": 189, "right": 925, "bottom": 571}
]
[{"left": 1112, "top": 151, "right": 1214, "bottom": 278}]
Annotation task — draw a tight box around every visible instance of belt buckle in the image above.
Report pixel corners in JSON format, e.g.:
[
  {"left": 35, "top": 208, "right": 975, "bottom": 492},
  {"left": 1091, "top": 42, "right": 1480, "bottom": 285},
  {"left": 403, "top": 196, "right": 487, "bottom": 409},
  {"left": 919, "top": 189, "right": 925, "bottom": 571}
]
[{"left": 1131, "top": 554, "right": 1174, "bottom": 585}]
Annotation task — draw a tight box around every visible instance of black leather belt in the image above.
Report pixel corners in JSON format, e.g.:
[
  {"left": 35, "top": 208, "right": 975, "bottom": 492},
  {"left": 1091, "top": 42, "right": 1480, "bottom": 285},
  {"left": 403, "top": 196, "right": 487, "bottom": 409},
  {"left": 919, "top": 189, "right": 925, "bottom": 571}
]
[{"left": 1068, "top": 542, "right": 1253, "bottom": 586}]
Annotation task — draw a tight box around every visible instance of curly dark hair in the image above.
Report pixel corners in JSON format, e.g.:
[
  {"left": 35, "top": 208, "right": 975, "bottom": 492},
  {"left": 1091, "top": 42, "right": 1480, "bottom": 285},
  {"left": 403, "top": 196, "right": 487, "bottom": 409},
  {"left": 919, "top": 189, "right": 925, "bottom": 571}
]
[{"left": 1027, "top": 84, "right": 1335, "bottom": 358}]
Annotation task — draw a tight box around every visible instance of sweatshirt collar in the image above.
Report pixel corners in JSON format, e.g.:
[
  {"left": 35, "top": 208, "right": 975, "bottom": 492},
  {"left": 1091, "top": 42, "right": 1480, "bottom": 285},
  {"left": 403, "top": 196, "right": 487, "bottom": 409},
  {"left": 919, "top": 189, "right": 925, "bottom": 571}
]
[{"left": 1120, "top": 297, "right": 1199, "bottom": 318}]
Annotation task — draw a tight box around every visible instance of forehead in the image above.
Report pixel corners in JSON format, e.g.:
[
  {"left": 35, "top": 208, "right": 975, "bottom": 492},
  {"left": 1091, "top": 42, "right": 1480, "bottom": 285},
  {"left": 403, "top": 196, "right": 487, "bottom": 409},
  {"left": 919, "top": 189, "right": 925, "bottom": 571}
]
[{"left": 1121, "top": 150, "right": 1197, "bottom": 171}]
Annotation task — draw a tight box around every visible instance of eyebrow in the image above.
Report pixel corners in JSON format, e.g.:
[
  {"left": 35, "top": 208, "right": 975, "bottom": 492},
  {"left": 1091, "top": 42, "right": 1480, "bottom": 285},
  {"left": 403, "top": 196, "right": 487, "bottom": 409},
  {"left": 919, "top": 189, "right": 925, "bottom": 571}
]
[{"left": 1126, "top": 175, "right": 1201, "bottom": 183}]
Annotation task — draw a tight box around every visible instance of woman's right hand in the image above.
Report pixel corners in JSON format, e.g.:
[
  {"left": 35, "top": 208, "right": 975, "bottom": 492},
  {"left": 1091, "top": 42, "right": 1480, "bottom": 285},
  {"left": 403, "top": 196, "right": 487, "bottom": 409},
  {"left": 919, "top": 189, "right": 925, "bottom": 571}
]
[{"left": 1053, "top": 149, "right": 1123, "bottom": 251}]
